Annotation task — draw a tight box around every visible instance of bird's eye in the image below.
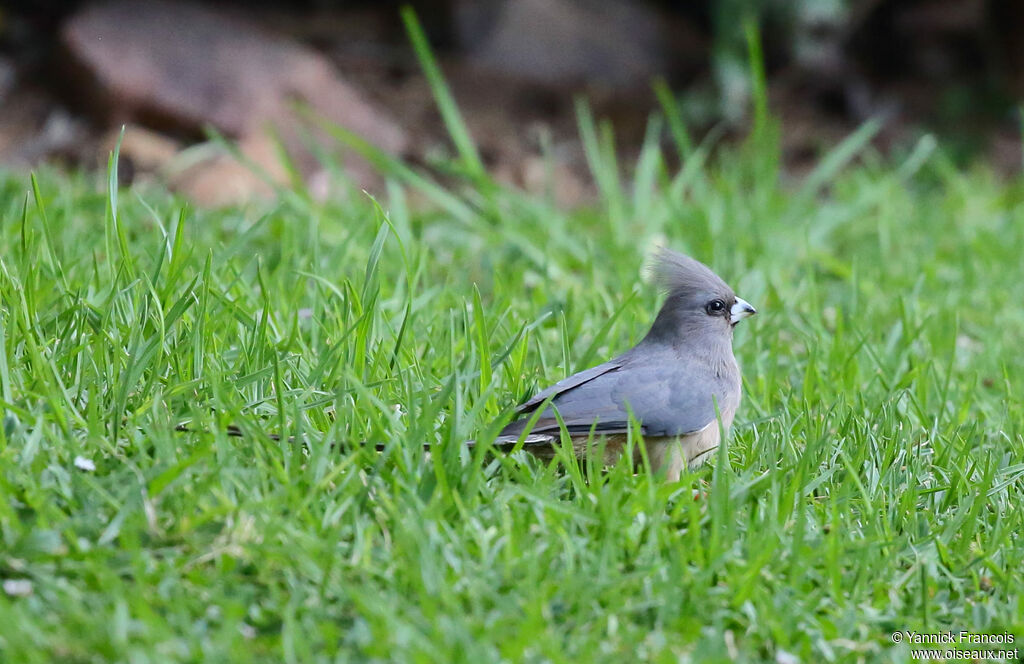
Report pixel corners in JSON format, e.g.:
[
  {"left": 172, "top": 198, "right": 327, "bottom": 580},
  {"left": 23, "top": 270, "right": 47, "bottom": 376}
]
[{"left": 705, "top": 299, "right": 726, "bottom": 315}]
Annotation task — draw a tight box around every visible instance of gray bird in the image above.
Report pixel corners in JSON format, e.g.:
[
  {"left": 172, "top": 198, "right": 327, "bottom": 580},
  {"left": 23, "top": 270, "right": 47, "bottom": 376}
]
[{"left": 494, "top": 249, "right": 756, "bottom": 481}]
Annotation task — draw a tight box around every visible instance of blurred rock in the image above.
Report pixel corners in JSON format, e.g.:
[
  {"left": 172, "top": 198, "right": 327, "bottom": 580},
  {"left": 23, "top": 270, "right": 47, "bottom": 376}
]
[
  {"left": 454, "top": 0, "right": 703, "bottom": 92},
  {"left": 100, "top": 125, "right": 181, "bottom": 180},
  {"left": 167, "top": 133, "right": 288, "bottom": 208},
  {"left": 61, "top": 0, "right": 407, "bottom": 204},
  {"left": 63, "top": 0, "right": 406, "bottom": 148}
]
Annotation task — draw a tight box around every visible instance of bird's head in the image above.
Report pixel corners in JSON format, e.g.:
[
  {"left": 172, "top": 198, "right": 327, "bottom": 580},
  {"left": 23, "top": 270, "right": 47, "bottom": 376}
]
[{"left": 644, "top": 248, "right": 756, "bottom": 344}]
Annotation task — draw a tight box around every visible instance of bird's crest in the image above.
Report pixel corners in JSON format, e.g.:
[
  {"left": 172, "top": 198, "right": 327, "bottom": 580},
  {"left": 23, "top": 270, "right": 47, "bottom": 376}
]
[{"left": 650, "top": 248, "right": 731, "bottom": 296}]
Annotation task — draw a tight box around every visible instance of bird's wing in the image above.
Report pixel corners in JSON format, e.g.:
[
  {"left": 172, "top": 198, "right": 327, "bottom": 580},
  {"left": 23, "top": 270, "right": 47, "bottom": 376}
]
[
  {"left": 498, "top": 357, "right": 629, "bottom": 439},
  {"left": 500, "top": 349, "right": 737, "bottom": 440},
  {"left": 515, "top": 358, "right": 626, "bottom": 413}
]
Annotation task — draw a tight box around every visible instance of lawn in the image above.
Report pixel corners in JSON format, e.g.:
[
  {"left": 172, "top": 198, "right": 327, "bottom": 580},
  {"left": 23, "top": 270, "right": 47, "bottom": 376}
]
[{"left": 1, "top": 100, "right": 1023, "bottom": 661}]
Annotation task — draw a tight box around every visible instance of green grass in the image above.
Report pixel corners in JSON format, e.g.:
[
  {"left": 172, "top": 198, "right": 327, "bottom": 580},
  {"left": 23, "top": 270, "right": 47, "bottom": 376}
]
[{"left": 2, "top": 104, "right": 1024, "bottom": 661}]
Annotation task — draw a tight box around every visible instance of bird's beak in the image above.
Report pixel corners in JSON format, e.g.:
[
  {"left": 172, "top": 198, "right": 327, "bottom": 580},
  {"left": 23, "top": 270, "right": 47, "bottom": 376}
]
[{"left": 731, "top": 297, "right": 757, "bottom": 325}]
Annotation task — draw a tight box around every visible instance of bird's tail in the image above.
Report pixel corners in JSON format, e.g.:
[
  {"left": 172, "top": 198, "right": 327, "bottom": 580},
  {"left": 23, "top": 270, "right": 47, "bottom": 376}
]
[{"left": 173, "top": 423, "right": 553, "bottom": 452}]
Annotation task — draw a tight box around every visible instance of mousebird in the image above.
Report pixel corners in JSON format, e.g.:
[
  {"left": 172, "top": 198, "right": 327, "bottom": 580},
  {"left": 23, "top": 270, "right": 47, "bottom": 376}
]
[
  {"left": 175, "top": 250, "right": 755, "bottom": 482},
  {"left": 492, "top": 249, "right": 756, "bottom": 481}
]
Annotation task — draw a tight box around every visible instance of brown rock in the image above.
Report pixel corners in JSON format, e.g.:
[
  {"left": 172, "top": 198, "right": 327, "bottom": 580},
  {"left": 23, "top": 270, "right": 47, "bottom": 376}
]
[
  {"left": 167, "top": 133, "right": 287, "bottom": 208},
  {"left": 100, "top": 125, "right": 181, "bottom": 176},
  {"left": 61, "top": 0, "right": 408, "bottom": 176}
]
